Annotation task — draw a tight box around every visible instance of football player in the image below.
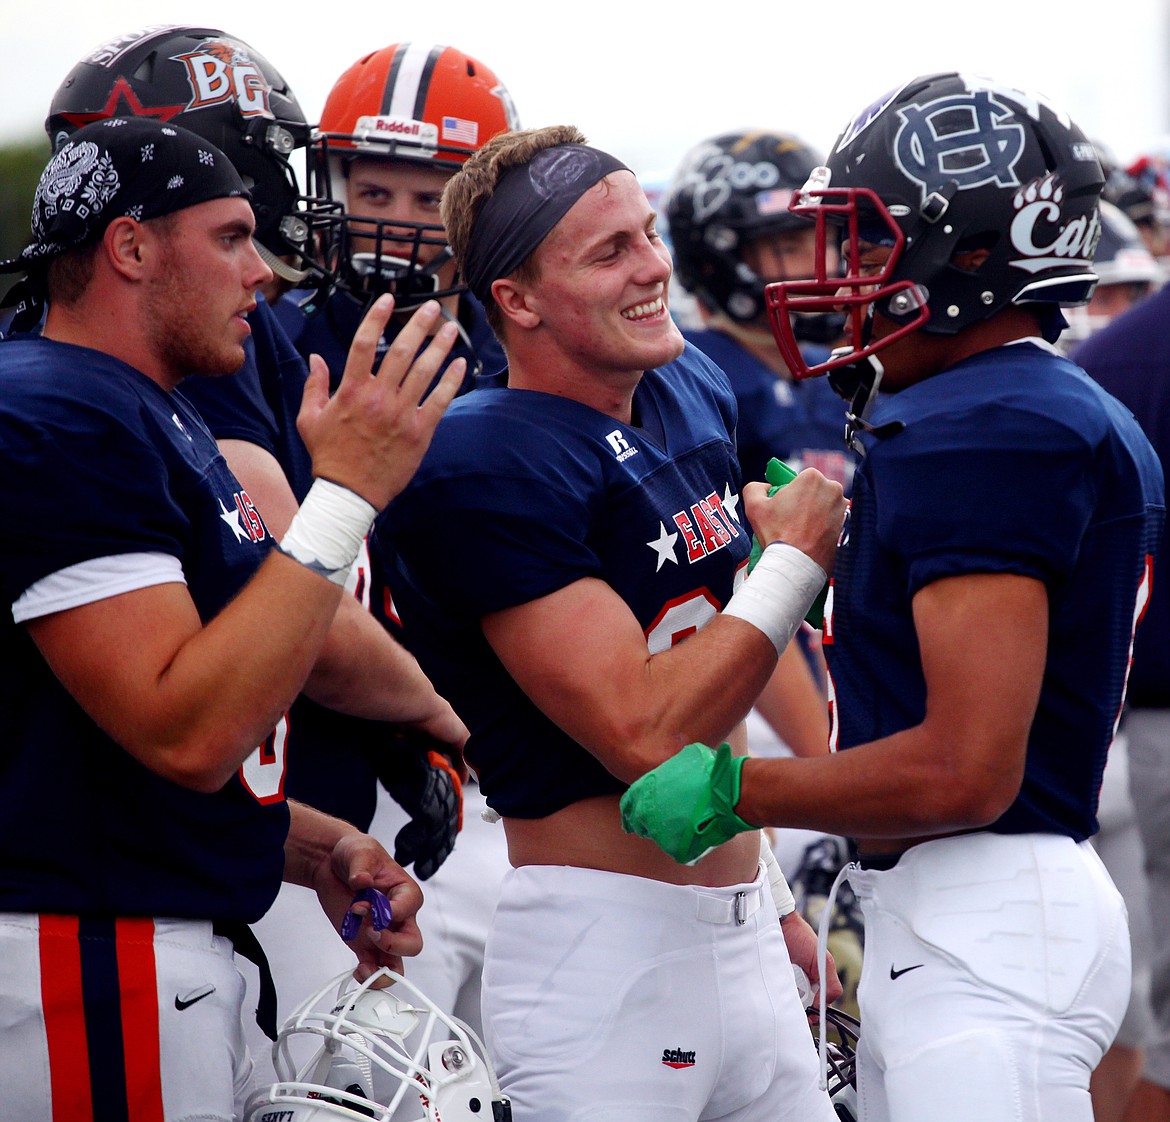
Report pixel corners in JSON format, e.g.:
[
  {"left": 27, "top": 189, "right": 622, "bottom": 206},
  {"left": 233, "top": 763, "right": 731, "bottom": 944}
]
[
  {"left": 275, "top": 41, "right": 522, "bottom": 1075},
  {"left": 1075, "top": 198, "right": 1170, "bottom": 1122},
  {"left": 623, "top": 73, "right": 1165, "bottom": 1122},
  {"left": 0, "top": 117, "right": 460, "bottom": 1120},
  {"left": 1063, "top": 200, "right": 1161, "bottom": 345},
  {"left": 375, "top": 123, "right": 848, "bottom": 1121},
  {"left": 665, "top": 130, "right": 863, "bottom": 1004},
  {"left": 666, "top": 129, "right": 853, "bottom": 489},
  {"left": 275, "top": 42, "right": 518, "bottom": 385},
  {"left": 1116, "top": 146, "right": 1170, "bottom": 265},
  {"left": 45, "top": 24, "right": 472, "bottom": 1087},
  {"left": 1068, "top": 202, "right": 1162, "bottom": 1121},
  {"left": 666, "top": 130, "right": 855, "bottom": 816}
]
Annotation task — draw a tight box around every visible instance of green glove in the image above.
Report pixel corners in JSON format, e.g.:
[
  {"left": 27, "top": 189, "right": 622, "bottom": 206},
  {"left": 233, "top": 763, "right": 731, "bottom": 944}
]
[
  {"left": 747, "top": 457, "right": 829, "bottom": 628},
  {"left": 620, "top": 742, "right": 757, "bottom": 865}
]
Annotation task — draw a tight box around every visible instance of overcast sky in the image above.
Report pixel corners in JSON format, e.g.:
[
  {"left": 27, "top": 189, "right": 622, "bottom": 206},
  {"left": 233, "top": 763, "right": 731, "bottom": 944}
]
[{"left": 3, "top": 0, "right": 1168, "bottom": 181}]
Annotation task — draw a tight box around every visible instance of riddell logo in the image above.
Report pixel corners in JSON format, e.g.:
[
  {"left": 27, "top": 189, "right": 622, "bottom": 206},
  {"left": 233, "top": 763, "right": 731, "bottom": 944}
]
[
  {"left": 372, "top": 117, "right": 423, "bottom": 136},
  {"left": 353, "top": 116, "right": 440, "bottom": 152},
  {"left": 661, "top": 1047, "right": 697, "bottom": 1069}
]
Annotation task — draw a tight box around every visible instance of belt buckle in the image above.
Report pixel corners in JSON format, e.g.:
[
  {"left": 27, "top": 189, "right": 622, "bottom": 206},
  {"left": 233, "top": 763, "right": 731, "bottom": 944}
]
[{"left": 734, "top": 891, "right": 747, "bottom": 925}]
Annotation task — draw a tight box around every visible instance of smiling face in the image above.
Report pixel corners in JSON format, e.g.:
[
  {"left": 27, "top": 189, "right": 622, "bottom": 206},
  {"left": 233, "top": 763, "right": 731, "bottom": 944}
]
[{"left": 519, "top": 171, "right": 684, "bottom": 384}]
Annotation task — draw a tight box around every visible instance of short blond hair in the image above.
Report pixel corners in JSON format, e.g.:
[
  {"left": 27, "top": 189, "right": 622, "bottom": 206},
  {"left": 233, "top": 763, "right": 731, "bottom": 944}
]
[{"left": 442, "top": 124, "right": 586, "bottom": 335}]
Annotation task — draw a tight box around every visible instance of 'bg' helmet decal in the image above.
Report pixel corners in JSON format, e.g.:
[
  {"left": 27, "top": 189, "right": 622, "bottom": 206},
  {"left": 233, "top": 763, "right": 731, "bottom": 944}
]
[{"left": 172, "top": 40, "right": 272, "bottom": 118}]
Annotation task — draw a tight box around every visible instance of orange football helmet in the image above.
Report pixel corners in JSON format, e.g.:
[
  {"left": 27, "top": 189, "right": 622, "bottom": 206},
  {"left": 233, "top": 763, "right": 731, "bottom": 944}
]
[{"left": 311, "top": 43, "right": 519, "bottom": 306}]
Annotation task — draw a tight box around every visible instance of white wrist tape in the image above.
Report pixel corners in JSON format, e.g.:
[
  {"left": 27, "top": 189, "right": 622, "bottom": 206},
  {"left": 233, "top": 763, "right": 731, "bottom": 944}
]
[
  {"left": 760, "top": 832, "right": 796, "bottom": 919},
  {"left": 275, "top": 478, "right": 376, "bottom": 586},
  {"left": 723, "top": 543, "right": 826, "bottom": 655}
]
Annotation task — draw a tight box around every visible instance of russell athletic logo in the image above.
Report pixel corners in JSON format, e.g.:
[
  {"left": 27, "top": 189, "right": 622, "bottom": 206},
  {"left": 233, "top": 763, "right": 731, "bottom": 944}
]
[
  {"left": 605, "top": 428, "right": 639, "bottom": 463},
  {"left": 662, "top": 1047, "right": 697, "bottom": 1069}
]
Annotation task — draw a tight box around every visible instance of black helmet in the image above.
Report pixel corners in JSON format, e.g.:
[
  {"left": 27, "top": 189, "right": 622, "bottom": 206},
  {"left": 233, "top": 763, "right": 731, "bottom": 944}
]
[
  {"left": 767, "top": 73, "right": 1105, "bottom": 381},
  {"left": 46, "top": 25, "right": 338, "bottom": 288},
  {"left": 666, "top": 130, "right": 823, "bottom": 323}
]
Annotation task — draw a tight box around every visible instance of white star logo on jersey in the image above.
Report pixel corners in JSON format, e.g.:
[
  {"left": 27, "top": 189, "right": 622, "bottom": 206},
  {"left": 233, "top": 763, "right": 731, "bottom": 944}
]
[
  {"left": 218, "top": 498, "right": 248, "bottom": 543},
  {"left": 647, "top": 521, "right": 680, "bottom": 571},
  {"left": 721, "top": 485, "right": 741, "bottom": 524}
]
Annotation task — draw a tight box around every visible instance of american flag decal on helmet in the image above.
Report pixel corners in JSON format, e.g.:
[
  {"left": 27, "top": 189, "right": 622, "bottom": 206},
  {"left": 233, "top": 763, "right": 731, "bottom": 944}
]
[{"left": 442, "top": 116, "right": 479, "bottom": 145}]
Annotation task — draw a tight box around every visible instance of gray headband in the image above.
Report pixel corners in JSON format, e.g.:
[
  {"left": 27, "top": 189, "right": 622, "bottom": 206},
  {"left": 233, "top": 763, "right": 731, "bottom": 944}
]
[{"left": 462, "top": 143, "right": 630, "bottom": 305}]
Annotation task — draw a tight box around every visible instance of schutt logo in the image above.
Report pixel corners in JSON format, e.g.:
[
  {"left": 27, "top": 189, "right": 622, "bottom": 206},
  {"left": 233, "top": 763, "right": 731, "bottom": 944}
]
[{"left": 662, "top": 1047, "right": 697, "bottom": 1069}]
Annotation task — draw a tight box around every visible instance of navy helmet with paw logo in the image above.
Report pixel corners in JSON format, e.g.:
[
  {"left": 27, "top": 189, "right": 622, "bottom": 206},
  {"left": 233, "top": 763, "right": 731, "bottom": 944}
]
[{"left": 766, "top": 72, "right": 1106, "bottom": 381}]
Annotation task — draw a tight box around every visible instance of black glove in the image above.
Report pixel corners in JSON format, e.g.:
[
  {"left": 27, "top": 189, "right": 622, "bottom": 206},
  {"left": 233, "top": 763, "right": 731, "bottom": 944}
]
[{"left": 377, "top": 730, "right": 463, "bottom": 880}]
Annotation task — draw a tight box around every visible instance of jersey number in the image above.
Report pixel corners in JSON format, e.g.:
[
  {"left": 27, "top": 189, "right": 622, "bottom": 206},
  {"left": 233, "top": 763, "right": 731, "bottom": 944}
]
[
  {"left": 239, "top": 713, "right": 289, "bottom": 804},
  {"left": 643, "top": 565, "right": 748, "bottom": 654}
]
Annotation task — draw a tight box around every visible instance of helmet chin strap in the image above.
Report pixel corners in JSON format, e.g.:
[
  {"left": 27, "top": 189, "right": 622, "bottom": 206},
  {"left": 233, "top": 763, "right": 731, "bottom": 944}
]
[
  {"left": 824, "top": 308, "right": 906, "bottom": 453},
  {"left": 435, "top": 302, "right": 483, "bottom": 380},
  {"left": 255, "top": 239, "right": 311, "bottom": 284},
  {"left": 826, "top": 350, "right": 905, "bottom": 454}
]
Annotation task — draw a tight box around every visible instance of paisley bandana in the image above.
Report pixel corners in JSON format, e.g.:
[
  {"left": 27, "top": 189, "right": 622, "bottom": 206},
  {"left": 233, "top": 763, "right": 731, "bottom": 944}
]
[
  {"left": 461, "top": 143, "right": 630, "bottom": 305},
  {"left": 1, "top": 117, "right": 248, "bottom": 331}
]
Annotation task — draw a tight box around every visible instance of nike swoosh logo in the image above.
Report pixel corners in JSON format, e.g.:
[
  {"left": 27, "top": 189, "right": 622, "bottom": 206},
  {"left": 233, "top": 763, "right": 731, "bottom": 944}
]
[
  {"left": 889, "top": 964, "right": 925, "bottom": 980},
  {"left": 175, "top": 984, "right": 216, "bottom": 1011}
]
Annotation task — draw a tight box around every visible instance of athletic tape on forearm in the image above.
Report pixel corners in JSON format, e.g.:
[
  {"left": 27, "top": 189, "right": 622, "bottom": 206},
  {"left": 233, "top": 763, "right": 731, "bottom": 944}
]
[
  {"left": 760, "top": 832, "right": 796, "bottom": 919},
  {"left": 275, "top": 478, "right": 376, "bottom": 586},
  {"left": 722, "top": 542, "right": 826, "bottom": 655}
]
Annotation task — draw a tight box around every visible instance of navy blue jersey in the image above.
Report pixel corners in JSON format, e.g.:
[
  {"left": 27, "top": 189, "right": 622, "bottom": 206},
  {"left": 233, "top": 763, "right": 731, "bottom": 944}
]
[
  {"left": 181, "top": 300, "right": 384, "bottom": 828},
  {"left": 826, "top": 341, "right": 1164, "bottom": 841},
  {"left": 0, "top": 337, "right": 288, "bottom": 921},
  {"left": 1074, "top": 284, "right": 1170, "bottom": 707},
  {"left": 375, "top": 343, "right": 751, "bottom": 818},
  {"left": 187, "top": 294, "right": 498, "bottom": 830},
  {"left": 683, "top": 327, "right": 856, "bottom": 490},
  {"left": 275, "top": 288, "right": 505, "bottom": 394},
  {"left": 182, "top": 297, "right": 315, "bottom": 502}
]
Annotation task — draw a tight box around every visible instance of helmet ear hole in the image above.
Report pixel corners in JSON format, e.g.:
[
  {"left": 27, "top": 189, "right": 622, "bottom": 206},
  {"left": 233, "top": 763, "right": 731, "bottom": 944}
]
[
  {"left": 130, "top": 55, "right": 155, "bottom": 83},
  {"left": 950, "top": 247, "right": 992, "bottom": 273}
]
